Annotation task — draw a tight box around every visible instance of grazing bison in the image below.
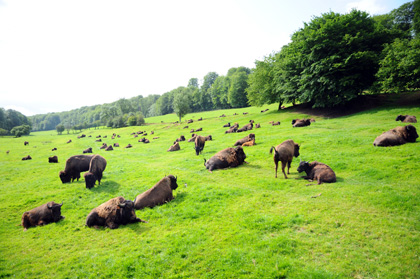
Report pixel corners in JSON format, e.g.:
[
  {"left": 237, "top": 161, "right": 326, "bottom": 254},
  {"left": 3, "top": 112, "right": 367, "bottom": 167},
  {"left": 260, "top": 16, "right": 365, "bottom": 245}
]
[
  {"left": 292, "top": 119, "right": 311, "bottom": 127},
  {"left": 234, "top": 133, "right": 255, "bottom": 146},
  {"left": 270, "top": 140, "right": 300, "bottom": 179},
  {"left": 242, "top": 139, "right": 256, "bottom": 146},
  {"left": 134, "top": 175, "right": 179, "bottom": 210},
  {"left": 48, "top": 155, "right": 58, "bottom": 163},
  {"left": 21, "top": 202, "right": 64, "bottom": 231},
  {"left": 167, "top": 142, "right": 180, "bottom": 152},
  {"left": 59, "top": 154, "right": 94, "bottom": 183},
  {"left": 204, "top": 135, "right": 212, "bottom": 141},
  {"left": 86, "top": 197, "right": 145, "bottom": 229},
  {"left": 225, "top": 123, "right": 239, "bottom": 134},
  {"left": 297, "top": 161, "right": 336, "bottom": 184},
  {"left": 22, "top": 155, "right": 32, "bottom": 160},
  {"left": 83, "top": 154, "right": 107, "bottom": 189},
  {"left": 223, "top": 122, "right": 231, "bottom": 128},
  {"left": 204, "top": 146, "right": 247, "bottom": 173},
  {"left": 373, "top": 125, "right": 418, "bottom": 147},
  {"left": 195, "top": 135, "right": 206, "bottom": 155},
  {"left": 237, "top": 123, "right": 253, "bottom": 132},
  {"left": 396, "top": 115, "right": 417, "bottom": 123},
  {"left": 83, "top": 147, "right": 93, "bottom": 154}
]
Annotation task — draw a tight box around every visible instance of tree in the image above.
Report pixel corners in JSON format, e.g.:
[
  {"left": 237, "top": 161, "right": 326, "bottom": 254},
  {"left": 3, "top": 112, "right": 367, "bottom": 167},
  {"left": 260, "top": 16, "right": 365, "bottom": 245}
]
[
  {"left": 228, "top": 71, "right": 249, "bottom": 108},
  {"left": 173, "top": 89, "right": 191, "bottom": 123},
  {"left": 209, "top": 76, "right": 230, "bottom": 109},
  {"left": 188, "top": 78, "right": 199, "bottom": 88},
  {"left": 56, "top": 124, "right": 65, "bottom": 135},
  {"left": 0, "top": 128, "right": 8, "bottom": 136},
  {"left": 10, "top": 125, "right": 31, "bottom": 137},
  {"left": 200, "top": 72, "right": 218, "bottom": 111}
]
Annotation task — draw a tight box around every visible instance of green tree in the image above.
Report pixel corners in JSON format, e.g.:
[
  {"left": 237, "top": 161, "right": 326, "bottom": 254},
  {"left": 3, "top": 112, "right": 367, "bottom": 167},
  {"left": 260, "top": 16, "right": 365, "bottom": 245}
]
[
  {"left": 228, "top": 71, "right": 249, "bottom": 108},
  {"left": 10, "top": 125, "right": 31, "bottom": 137},
  {"left": 56, "top": 124, "right": 65, "bottom": 135},
  {"left": 0, "top": 128, "right": 8, "bottom": 136},
  {"left": 209, "top": 75, "right": 230, "bottom": 109},
  {"left": 414, "top": 0, "right": 420, "bottom": 36},
  {"left": 200, "top": 72, "right": 218, "bottom": 111},
  {"left": 173, "top": 89, "right": 191, "bottom": 123}
]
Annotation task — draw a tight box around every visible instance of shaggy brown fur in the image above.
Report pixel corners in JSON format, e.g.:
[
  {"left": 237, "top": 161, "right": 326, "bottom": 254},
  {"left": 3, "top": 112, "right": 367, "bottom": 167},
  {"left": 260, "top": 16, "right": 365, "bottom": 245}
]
[
  {"left": 270, "top": 140, "right": 300, "bottom": 179},
  {"left": 134, "top": 175, "right": 178, "bottom": 210},
  {"left": 234, "top": 133, "right": 255, "bottom": 146},
  {"left": 195, "top": 135, "right": 206, "bottom": 155},
  {"left": 84, "top": 154, "right": 107, "bottom": 189},
  {"left": 242, "top": 139, "right": 256, "bottom": 146},
  {"left": 373, "top": 125, "right": 418, "bottom": 147},
  {"left": 167, "top": 142, "right": 180, "bottom": 152},
  {"left": 21, "top": 202, "right": 64, "bottom": 231},
  {"left": 297, "top": 161, "right": 336, "bottom": 184},
  {"left": 59, "top": 154, "right": 94, "bottom": 183},
  {"left": 396, "top": 114, "right": 417, "bottom": 123},
  {"left": 204, "top": 146, "right": 247, "bottom": 173}
]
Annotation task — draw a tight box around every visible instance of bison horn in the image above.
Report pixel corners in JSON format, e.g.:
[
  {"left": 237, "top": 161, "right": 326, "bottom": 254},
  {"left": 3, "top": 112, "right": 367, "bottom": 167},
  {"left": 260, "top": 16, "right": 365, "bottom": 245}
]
[
  {"left": 118, "top": 202, "right": 126, "bottom": 208},
  {"left": 59, "top": 202, "right": 63, "bottom": 207},
  {"left": 47, "top": 204, "right": 52, "bottom": 209},
  {"left": 175, "top": 176, "right": 177, "bottom": 181}
]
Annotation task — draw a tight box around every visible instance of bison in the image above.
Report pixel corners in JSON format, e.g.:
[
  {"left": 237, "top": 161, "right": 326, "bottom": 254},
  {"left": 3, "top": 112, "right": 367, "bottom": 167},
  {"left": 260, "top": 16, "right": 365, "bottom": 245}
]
[
  {"left": 22, "top": 155, "right": 32, "bottom": 160},
  {"left": 167, "top": 142, "right": 180, "bottom": 152},
  {"left": 175, "top": 135, "right": 186, "bottom": 142},
  {"left": 373, "top": 125, "right": 418, "bottom": 147},
  {"left": 67, "top": 139, "right": 72, "bottom": 144},
  {"left": 234, "top": 133, "right": 255, "bottom": 146},
  {"left": 188, "top": 134, "right": 197, "bottom": 142},
  {"left": 204, "top": 146, "right": 247, "bottom": 173},
  {"left": 83, "top": 147, "right": 93, "bottom": 154},
  {"left": 86, "top": 196, "right": 145, "bottom": 229},
  {"left": 237, "top": 123, "right": 253, "bottom": 132},
  {"left": 83, "top": 154, "right": 107, "bottom": 189},
  {"left": 297, "top": 161, "right": 336, "bottom": 184},
  {"left": 48, "top": 155, "right": 58, "bottom": 163},
  {"left": 52, "top": 147, "right": 57, "bottom": 151},
  {"left": 396, "top": 115, "right": 417, "bottom": 123},
  {"left": 21, "top": 202, "right": 64, "bottom": 231},
  {"left": 59, "top": 154, "right": 94, "bottom": 183},
  {"left": 204, "top": 135, "right": 212, "bottom": 141},
  {"left": 272, "top": 121, "right": 280, "bottom": 126},
  {"left": 223, "top": 122, "right": 231, "bottom": 128},
  {"left": 255, "top": 123, "right": 261, "bottom": 128},
  {"left": 100, "top": 143, "right": 107, "bottom": 149},
  {"left": 24, "top": 141, "right": 29, "bottom": 146},
  {"left": 292, "top": 119, "right": 311, "bottom": 127},
  {"left": 125, "top": 144, "right": 133, "bottom": 148},
  {"left": 225, "top": 123, "right": 239, "bottom": 134},
  {"left": 134, "top": 175, "right": 179, "bottom": 210},
  {"left": 269, "top": 139, "right": 300, "bottom": 179},
  {"left": 242, "top": 139, "right": 256, "bottom": 146},
  {"left": 194, "top": 135, "right": 206, "bottom": 155},
  {"left": 105, "top": 145, "right": 113, "bottom": 151},
  {"left": 113, "top": 143, "right": 120, "bottom": 147}
]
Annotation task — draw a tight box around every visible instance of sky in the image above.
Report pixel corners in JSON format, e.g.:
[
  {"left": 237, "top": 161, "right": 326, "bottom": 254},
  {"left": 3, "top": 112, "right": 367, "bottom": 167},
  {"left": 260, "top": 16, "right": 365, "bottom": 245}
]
[{"left": 0, "top": 0, "right": 409, "bottom": 116}]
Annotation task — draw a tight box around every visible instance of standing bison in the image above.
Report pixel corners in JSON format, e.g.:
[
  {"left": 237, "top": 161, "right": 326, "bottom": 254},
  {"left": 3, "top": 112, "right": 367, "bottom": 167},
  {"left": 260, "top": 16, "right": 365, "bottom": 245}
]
[
  {"left": 269, "top": 140, "right": 300, "bottom": 179},
  {"left": 134, "top": 175, "right": 179, "bottom": 210},
  {"left": 297, "top": 161, "right": 336, "bottom": 184},
  {"left": 204, "top": 146, "right": 247, "bottom": 173},
  {"left": 86, "top": 196, "right": 145, "bottom": 229},
  {"left": 373, "top": 125, "right": 418, "bottom": 147},
  {"left": 21, "top": 202, "right": 64, "bottom": 231},
  {"left": 83, "top": 154, "right": 107, "bottom": 189},
  {"left": 194, "top": 135, "right": 206, "bottom": 155},
  {"left": 59, "top": 154, "right": 94, "bottom": 183},
  {"left": 396, "top": 115, "right": 417, "bottom": 123}
]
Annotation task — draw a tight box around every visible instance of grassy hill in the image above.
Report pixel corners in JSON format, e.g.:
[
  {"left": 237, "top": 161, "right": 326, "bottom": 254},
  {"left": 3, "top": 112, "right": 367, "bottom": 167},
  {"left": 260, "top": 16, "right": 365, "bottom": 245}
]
[{"left": 0, "top": 101, "right": 419, "bottom": 278}]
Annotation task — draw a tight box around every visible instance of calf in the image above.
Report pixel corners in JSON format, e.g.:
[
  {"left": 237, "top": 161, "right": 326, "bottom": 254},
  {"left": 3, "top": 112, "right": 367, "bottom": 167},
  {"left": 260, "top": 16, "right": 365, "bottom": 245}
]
[
  {"left": 234, "top": 133, "right": 255, "bottom": 146},
  {"left": 134, "top": 175, "right": 179, "bottom": 210},
  {"left": 269, "top": 140, "right": 300, "bottom": 178},
  {"left": 21, "top": 202, "right": 64, "bottom": 231},
  {"left": 297, "top": 161, "right": 336, "bottom": 184}
]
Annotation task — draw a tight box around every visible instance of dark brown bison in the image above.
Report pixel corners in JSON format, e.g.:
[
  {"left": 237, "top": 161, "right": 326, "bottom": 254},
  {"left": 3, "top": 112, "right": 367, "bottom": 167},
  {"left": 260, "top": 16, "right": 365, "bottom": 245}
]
[
  {"left": 83, "top": 154, "right": 107, "bottom": 189},
  {"left": 292, "top": 119, "right": 311, "bottom": 127},
  {"left": 22, "top": 155, "right": 32, "bottom": 160},
  {"left": 234, "top": 133, "right": 255, "bottom": 146},
  {"left": 21, "top": 202, "right": 64, "bottom": 231},
  {"left": 167, "top": 142, "right": 180, "bottom": 152},
  {"left": 195, "top": 127, "right": 203, "bottom": 132},
  {"left": 175, "top": 135, "right": 186, "bottom": 142},
  {"left": 105, "top": 145, "right": 113, "bottom": 151},
  {"left": 269, "top": 140, "right": 300, "bottom": 179},
  {"left": 95, "top": 138, "right": 102, "bottom": 142},
  {"left": 225, "top": 123, "right": 239, "bottom": 134},
  {"left": 67, "top": 139, "right": 72, "bottom": 144},
  {"left": 255, "top": 123, "right": 261, "bottom": 128},
  {"left": 24, "top": 141, "right": 29, "bottom": 146},
  {"left": 237, "top": 123, "right": 253, "bottom": 132},
  {"left": 190, "top": 129, "right": 195, "bottom": 133},
  {"left": 113, "top": 143, "right": 119, "bottom": 147},
  {"left": 134, "top": 175, "right": 179, "bottom": 210},
  {"left": 52, "top": 147, "right": 57, "bottom": 151},
  {"left": 59, "top": 154, "right": 94, "bottom": 183},
  {"left": 183, "top": 126, "right": 189, "bottom": 129},
  {"left": 195, "top": 135, "right": 206, "bottom": 155},
  {"left": 83, "top": 147, "right": 93, "bottom": 154},
  {"left": 48, "top": 156, "right": 58, "bottom": 163},
  {"left": 187, "top": 119, "right": 194, "bottom": 124},
  {"left": 125, "top": 144, "right": 133, "bottom": 148},
  {"left": 261, "top": 109, "right": 269, "bottom": 113},
  {"left": 373, "top": 125, "right": 418, "bottom": 147},
  {"left": 396, "top": 115, "right": 417, "bottom": 123},
  {"left": 272, "top": 121, "right": 280, "bottom": 126},
  {"left": 100, "top": 143, "right": 107, "bottom": 149},
  {"left": 223, "top": 122, "right": 231, "bottom": 128},
  {"left": 220, "top": 114, "right": 226, "bottom": 117},
  {"left": 204, "top": 135, "right": 212, "bottom": 141},
  {"left": 204, "top": 146, "right": 247, "bottom": 173},
  {"left": 297, "top": 161, "right": 336, "bottom": 184},
  {"left": 86, "top": 197, "right": 145, "bottom": 229}
]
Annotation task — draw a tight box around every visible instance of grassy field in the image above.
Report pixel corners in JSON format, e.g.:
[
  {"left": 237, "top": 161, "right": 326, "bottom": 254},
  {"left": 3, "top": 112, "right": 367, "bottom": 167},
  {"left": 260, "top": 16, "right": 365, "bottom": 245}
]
[{"left": 0, "top": 101, "right": 419, "bottom": 278}]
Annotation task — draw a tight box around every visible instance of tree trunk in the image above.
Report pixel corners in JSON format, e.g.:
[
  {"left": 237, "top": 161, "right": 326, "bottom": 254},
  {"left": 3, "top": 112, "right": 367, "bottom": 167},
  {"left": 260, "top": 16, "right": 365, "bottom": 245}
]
[{"left": 277, "top": 101, "right": 283, "bottom": 111}]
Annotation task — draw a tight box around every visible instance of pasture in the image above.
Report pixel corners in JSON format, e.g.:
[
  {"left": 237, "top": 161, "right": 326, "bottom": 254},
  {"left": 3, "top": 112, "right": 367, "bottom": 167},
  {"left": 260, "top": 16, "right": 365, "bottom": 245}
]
[{"left": 0, "top": 101, "right": 419, "bottom": 278}]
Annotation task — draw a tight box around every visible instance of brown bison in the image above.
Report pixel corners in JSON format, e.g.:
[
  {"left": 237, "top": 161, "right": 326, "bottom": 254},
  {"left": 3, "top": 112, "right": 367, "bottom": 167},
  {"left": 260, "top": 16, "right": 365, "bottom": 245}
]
[
  {"left": 297, "top": 161, "right": 336, "bottom": 184},
  {"left": 269, "top": 140, "right": 300, "bottom": 179},
  {"left": 234, "top": 133, "right": 255, "bottom": 146},
  {"left": 83, "top": 154, "right": 107, "bottom": 189},
  {"left": 83, "top": 147, "right": 93, "bottom": 154},
  {"left": 167, "top": 142, "right": 180, "bottom": 152},
  {"left": 24, "top": 141, "right": 29, "bottom": 146},
  {"left": 237, "top": 123, "right": 253, "bottom": 132},
  {"left": 204, "top": 135, "right": 212, "bottom": 141},
  {"left": 95, "top": 138, "right": 102, "bottom": 142},
  {"left": 272, "top": 121, "right": 280, "bottom": 126},
  {"left": 188, "top": 134, "right": 197, "bottom": 142},
  {"left": 59, "top": 154, "right": 94, "bottom": 183},
  {"left": 373, "top": 125, "right": 418, "bottom": 147},
  {"left": 48, "top": 156, "right": 58, "bottom": 163},
  {"left": 113, "top": 143, "right": 120, "bottom": 147},
  {"left": 255, "top": 123, "right": 261, "bottom": 128},
  {"left": 67, "top": 139, "right": 72, "bottom": 144},
  {"left": 195, "top": 127, "right": 203, "bottom": 132},
  {"left": 22, "top": 155, "right": 32, "bottom": 160},
  {"left": 100, "top": 143, "right": 107, "bottom": 149},
  {"left": 86, "top": 197, "right": 145, "bottom": 229},
  {"left": 204, "top": 146, "right": 247, "bottom": 173},
  {"left": 261, "top": 109, "right": 269, "bottom": 113},
  {"left": 396, "top": 115, "right": 417, "bottom": 123},
  {"left": 21, "top": 202, "right": 64, "bottom": 231},
  {"left": 292, "top": 119, "right": 311, "bottom": 127},
  {"left": 125, "top": 144, "right": 133, "bottom": 148},
  {"left": 242, "top": 139, "right": 256, "bottom": 146},
  {"left": 225, "top": 123, "right": 239, "bottom": 133},
  {"left": 105, "top": 145, "right": 113, "bottom": 151},
  {"left": 134, "top": 175, "right": 179, "bottom": 210},
  {"left": 195, "top": 135, "right": 206, "bottom": 155},
  {"left": 187, "top": 119, "right": 194, "bottom": 124},
  {"left": 175, "top": 135, "right": 186, "bottom": 142},
  {"left": 223, "top": 122, "right": 231, "bottom": 128},
  {"left": 52, "top": 147, "right": 57, "bottom": 151}
]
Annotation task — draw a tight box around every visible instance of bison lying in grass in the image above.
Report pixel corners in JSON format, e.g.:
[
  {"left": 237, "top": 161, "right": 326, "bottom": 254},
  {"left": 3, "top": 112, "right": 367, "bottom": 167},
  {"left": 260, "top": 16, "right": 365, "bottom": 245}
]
[
  {"left": 234, "top": 133, "right": 255, "bottom": 146},
  {"left": 373, "top": 125, "right": 418, "bottom": 147},
  {"left": 204, "top": 146, "right": 247, "bottom": 173},
  {"left": 292, "top": 119, "right": 311, "bottom": 127},
  {"left": 167, "top": 142, "right": 180, "bottom": 152},
  {"left": 396, "top": 115, "right": 417, "bottom": 123},
  {"left": 21, "top": 201, "right": 64, "bottom": 231},
  {"left": 270, "top": 139, "right": 300, "bottom": 179},
  {"left": 297, "top": 161, "right": 336, "bottom": 185},
  {"left": 134, "top": 175, "right": 179, "bottom": 210},
  {"left": 86, "top": 196, "right": 146, "bottom": 229}
]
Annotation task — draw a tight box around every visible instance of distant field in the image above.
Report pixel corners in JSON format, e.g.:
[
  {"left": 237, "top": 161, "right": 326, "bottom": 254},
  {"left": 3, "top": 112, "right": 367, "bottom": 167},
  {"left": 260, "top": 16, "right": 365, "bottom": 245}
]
[{"left": 0, "top": 102, "right": 419, "bottom": 278}]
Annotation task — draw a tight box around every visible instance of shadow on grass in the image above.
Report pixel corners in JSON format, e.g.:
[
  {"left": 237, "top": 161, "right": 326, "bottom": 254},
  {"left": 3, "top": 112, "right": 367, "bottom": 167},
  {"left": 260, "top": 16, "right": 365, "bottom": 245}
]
[{"left": 89, "top": 180, "right": 120, "bottom": 194}]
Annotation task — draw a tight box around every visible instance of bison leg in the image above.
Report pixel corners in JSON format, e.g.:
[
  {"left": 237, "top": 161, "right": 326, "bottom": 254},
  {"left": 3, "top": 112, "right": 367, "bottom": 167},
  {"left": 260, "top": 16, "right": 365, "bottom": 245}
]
[
  {"left": 274, "top": 160, "right": 278, "bottom": 178},
  {"left": 106, "top": 221, "right": 119, "bottom": 229},
  {"left": 281, "top": 161, "right": 288, "bottom": 179},
  {"left": 287, "top": 161, "right": 291, "bottom": 174}
]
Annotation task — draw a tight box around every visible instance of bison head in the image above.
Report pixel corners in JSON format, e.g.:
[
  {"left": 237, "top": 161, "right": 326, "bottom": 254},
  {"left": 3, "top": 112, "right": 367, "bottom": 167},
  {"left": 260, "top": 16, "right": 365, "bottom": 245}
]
[
  {"left": 84, "top": 172, "right": 96, "bottom": 189},
  {"left": 117, "top": 200, "right": 139, "bottom": 225},
  {"left": 59, "top": 171, "right": 72, "bottom": 183},
  {"left": 235, "top": 146, "right": 247, "bottom": 164},
  {"left": 405, "top": 125, "right": 419, "bottom": 142},
  {"left": 47, "top": 202, "right": 64, "bottom": 222},
  {"left": 396, "top": 115, "right": 405, "bottom": 122},
  {"left": 297, "top": 161, "right": 310, "bottom": 173},
  {"left": 167, "top": 175, "right": 178, "bottom": 190}
]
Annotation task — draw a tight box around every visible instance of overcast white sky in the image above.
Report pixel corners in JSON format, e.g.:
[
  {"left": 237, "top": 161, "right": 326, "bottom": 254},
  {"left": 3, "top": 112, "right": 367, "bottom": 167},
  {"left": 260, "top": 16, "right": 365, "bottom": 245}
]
[{"left": 0, "top": 0, "right": 408, "bottom": 116}]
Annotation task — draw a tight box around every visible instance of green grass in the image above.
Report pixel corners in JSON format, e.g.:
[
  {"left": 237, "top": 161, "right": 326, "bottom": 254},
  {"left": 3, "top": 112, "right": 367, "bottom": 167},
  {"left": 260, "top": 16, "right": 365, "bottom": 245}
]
[{"left": 0, "top": 103, "right": 419, "bottom": 278}]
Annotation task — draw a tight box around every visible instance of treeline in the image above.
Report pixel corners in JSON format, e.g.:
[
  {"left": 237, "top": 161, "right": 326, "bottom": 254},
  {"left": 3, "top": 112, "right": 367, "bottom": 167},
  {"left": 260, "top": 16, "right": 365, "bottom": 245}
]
[
  {"left": 28, "top": 1, "right": 420, "bottom": 131},
  {"left": 0, "top": 108, "right": 32, "bottom": 137},
  {"left": 247, "top": 1, "right": 420, "bottom": 108}
]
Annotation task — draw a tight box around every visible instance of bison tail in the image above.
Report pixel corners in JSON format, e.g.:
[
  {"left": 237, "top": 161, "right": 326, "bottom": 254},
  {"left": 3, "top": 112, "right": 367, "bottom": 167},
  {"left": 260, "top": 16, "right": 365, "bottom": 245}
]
[
  {"left": 269, "top": 146, "right": 275, "bottom": 154},
  {"left": 203, "top": 158, "right": 207, "bottom": 166}
]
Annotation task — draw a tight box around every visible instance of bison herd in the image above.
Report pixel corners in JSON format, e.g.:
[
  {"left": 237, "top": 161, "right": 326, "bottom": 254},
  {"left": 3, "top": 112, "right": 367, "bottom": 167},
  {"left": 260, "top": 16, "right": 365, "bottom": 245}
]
[{"left": 19, "top": 113, "right": 418, "bottom": 230}]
